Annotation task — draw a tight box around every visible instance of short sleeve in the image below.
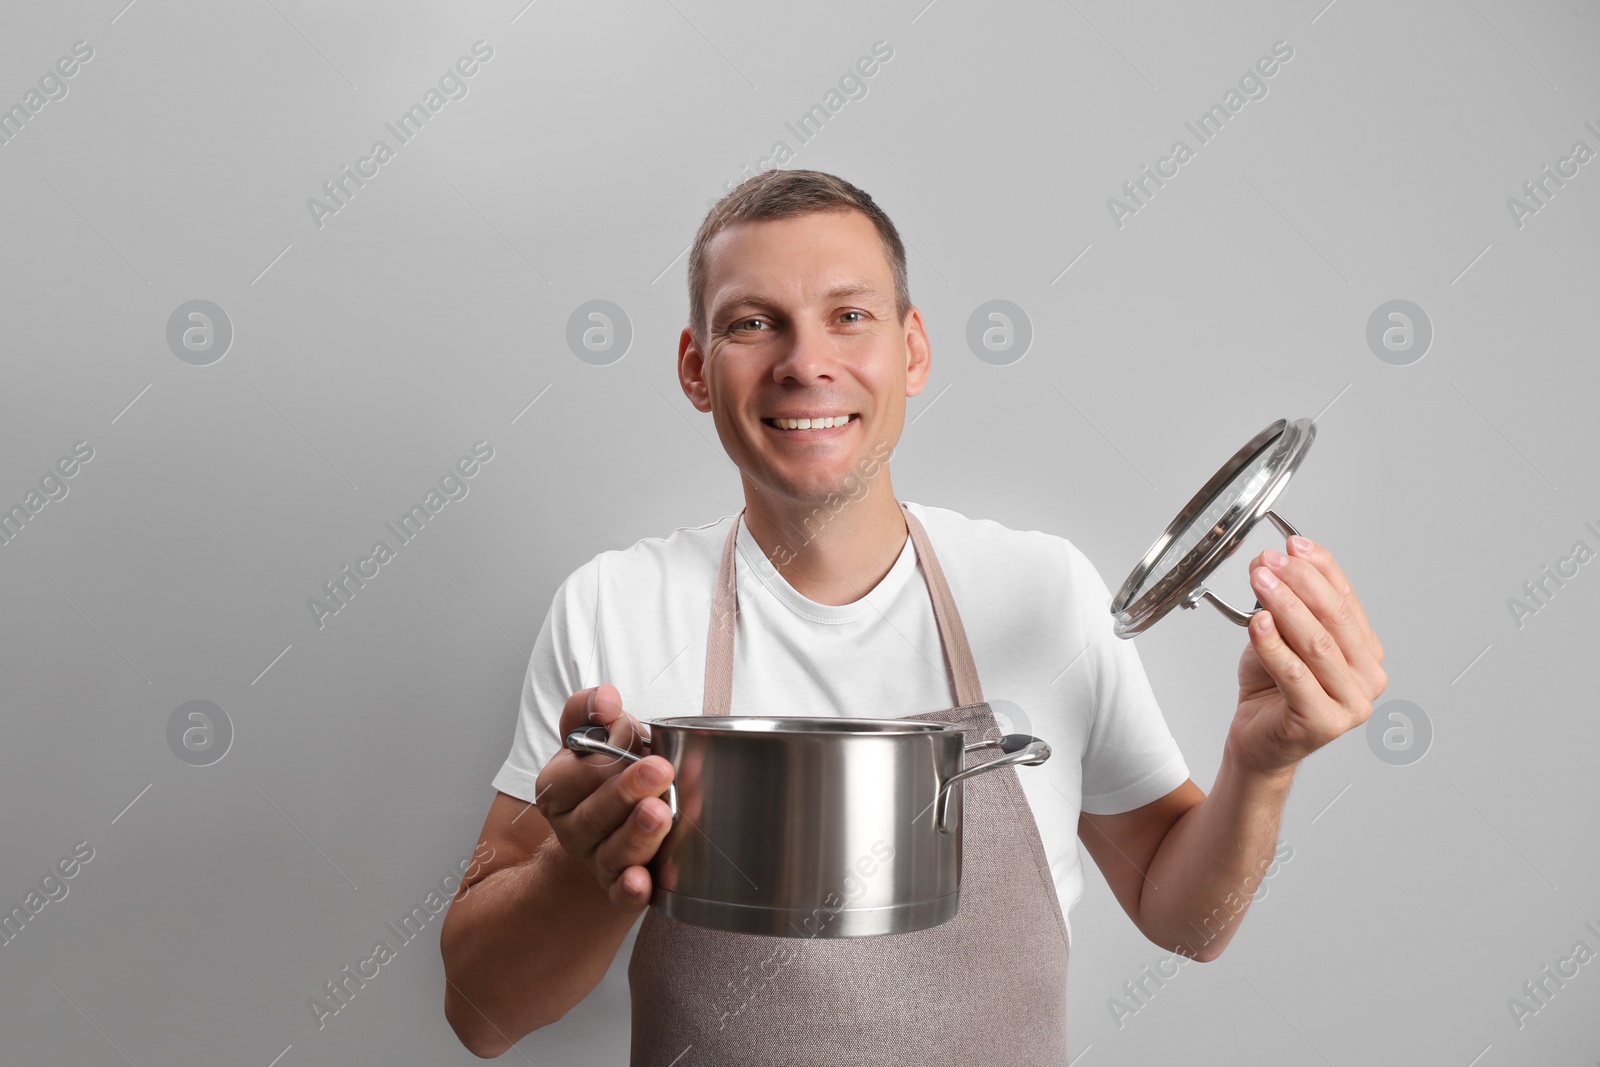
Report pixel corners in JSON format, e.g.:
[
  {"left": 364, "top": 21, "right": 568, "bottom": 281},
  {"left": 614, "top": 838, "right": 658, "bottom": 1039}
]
[
  {"left": 490, "top": 563, "right": 596, "bottom": 802},
  {"left": 1070, "top": 545, "right": 1191, "bottom": 815}
]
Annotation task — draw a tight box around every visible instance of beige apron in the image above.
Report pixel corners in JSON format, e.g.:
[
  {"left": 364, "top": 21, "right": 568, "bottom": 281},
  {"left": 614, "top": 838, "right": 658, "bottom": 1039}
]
[{"left": 628, "top": 501, "right": 1071, "bottom": 1065}]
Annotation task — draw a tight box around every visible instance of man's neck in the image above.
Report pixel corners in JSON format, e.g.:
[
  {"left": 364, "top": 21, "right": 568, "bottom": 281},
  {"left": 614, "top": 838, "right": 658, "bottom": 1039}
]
[{"left": 740, "top": 479, "right": 909, "bottom": 607}]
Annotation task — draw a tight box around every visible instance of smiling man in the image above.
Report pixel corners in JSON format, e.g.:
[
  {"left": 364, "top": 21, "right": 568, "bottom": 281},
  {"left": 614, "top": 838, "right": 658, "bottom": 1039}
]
[
  {"left": 686, "top": 200, "right": 921, "bottom": 608},
  {"left": 440, "top": 169, "right": 1388, "bottom": 1064}
]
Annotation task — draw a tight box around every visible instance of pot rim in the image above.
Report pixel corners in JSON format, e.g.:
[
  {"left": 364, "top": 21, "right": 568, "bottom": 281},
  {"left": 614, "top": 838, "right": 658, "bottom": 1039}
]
[{"left": 645, "top": 715, "right": 961, "bottom": 738}]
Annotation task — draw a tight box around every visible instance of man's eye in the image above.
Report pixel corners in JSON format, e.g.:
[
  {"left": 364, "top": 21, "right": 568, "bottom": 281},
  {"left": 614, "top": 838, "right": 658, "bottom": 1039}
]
[
  {"left": 839, "top": 311, "right": 865, "bottom": 324},
  {"left": 734, "top": 318, "right": 768, "bottom": 332}
]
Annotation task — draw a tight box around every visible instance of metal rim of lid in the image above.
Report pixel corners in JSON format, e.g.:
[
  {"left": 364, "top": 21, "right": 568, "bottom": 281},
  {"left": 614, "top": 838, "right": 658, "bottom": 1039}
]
[{"left": 1109, "top": 416, "right": 1316, "bottom": 638}]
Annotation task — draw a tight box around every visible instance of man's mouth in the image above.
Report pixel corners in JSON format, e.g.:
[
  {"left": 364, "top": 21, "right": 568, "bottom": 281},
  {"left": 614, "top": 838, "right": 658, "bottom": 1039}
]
[{"left": 761, "top": 413, "right": 859, "bottom": 432}]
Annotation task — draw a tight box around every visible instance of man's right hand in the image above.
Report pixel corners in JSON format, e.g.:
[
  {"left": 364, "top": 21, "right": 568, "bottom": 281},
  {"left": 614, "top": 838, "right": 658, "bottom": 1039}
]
[
  {"left": 535, "top": 683, "right": 676, "bottom": 912},
  {"left": 442, "top": 683, "right": 676, "bottom": 1053}
]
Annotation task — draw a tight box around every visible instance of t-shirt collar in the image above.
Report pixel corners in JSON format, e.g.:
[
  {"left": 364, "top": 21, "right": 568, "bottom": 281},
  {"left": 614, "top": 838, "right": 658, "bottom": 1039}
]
[{"left": 733, "top": 507, "right": 919, "bottom": 624}]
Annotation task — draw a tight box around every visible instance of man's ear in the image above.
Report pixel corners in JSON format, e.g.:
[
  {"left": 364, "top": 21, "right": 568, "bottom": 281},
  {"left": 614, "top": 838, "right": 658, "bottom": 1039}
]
[
  {"left": 679, "top": 327, "right": 712, "bottom": 413},
  {"left": 904, "top": 307, "right": 931, "bottom": 398}
]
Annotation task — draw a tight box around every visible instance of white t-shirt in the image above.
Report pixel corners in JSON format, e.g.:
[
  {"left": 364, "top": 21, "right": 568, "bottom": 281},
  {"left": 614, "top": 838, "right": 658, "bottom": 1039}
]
[{"left": 491, "top": 500, "right": 1191, "bottom": 948}]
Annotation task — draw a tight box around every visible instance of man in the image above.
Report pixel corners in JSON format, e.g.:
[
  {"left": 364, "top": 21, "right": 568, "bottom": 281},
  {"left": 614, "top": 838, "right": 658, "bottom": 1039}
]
[{"left": 440, "top": 169, "right": 1387, "bottom": 1062}]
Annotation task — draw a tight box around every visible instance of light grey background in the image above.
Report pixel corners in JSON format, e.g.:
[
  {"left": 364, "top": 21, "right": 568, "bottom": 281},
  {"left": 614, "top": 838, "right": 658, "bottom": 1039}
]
[{"left": 2, "top": 0, "right": 1596, "bottom": 1063}]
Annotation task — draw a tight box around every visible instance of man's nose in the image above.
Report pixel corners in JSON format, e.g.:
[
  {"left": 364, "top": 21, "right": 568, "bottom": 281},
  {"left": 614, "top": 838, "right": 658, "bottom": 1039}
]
[{"left": 771, "top": 319, "right": 838, "bottom": 383}]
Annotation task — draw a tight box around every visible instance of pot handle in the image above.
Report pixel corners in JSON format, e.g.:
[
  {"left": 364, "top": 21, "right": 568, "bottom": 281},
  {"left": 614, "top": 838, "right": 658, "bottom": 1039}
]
[
  {"left": 936, "top": 735, "right": 1051, "bottom": 835},
  {"left": 564, "top": 725, "right": 678, "bottom": 821}
]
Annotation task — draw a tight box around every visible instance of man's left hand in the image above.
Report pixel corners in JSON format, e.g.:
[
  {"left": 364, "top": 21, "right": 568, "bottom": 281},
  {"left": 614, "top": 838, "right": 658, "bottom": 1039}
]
[{"left": 1229, "top": 536, "right": 1388, "bottom": 778}]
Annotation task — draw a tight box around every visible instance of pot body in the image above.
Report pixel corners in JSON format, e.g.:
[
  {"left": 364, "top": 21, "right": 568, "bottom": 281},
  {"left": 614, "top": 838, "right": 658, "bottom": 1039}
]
[{"left": 646, "top": 717, "right": 966, "bottom": 938}]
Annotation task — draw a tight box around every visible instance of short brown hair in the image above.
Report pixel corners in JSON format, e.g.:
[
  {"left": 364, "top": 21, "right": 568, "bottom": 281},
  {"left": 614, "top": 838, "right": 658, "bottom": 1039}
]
[{"left": 687, "top": 169, "right": 911, "bottom": 350}]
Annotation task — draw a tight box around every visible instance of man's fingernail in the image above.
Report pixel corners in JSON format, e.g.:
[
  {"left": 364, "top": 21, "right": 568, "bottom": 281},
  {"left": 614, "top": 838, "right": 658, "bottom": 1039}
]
[
  {"left": 1289, "top": 536, "right": 1313, "bottom": 554},
  {"left": 638, "top": 761, "right": 666, "bottom": 788},
  {"left": 586, "top": 690, "right": 600, "bottom": 722}
]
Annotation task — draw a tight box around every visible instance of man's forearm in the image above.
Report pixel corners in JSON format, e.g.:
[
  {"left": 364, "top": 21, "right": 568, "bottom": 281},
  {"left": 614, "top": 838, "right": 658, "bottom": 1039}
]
[
  {"left": 442, "top": 835, "right": 639, "bottom": 1057},
  {"left": 1137, "top": 743, "right": 1296, "bottom": 961}
]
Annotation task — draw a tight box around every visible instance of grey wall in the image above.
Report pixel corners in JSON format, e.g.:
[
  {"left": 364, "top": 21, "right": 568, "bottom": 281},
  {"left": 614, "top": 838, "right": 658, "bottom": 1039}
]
[{"left": 2, "top": 0, "right": 1596, "bottom": 1063}]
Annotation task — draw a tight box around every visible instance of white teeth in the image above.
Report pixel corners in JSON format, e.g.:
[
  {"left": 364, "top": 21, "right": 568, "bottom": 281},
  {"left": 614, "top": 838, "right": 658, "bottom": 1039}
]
[{"left": 769, "top": 415, "right": 852, "bottom": 430}]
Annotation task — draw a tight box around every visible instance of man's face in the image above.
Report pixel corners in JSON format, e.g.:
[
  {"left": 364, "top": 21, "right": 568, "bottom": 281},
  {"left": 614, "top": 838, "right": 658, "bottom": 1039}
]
[{"left": 679, "top": 209, "right": 930, "bottom": 509}]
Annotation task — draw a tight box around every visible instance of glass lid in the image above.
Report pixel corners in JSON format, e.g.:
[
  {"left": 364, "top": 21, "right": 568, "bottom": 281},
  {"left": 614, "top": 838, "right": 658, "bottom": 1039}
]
[{"left": 1110, "top": 417, "right": 1316, "bottom": 637}]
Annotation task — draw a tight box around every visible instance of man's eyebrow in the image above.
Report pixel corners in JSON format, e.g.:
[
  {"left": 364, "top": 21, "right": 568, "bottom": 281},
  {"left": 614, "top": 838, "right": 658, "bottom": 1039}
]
[{"left": 712, "top": 281, "right": 886, "bottom": 319}]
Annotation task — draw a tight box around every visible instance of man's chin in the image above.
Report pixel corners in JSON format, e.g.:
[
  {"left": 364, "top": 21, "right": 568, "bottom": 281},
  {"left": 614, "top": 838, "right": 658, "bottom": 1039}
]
[{"left": 759, "top": 470, "right": 875, "bottom": 510}]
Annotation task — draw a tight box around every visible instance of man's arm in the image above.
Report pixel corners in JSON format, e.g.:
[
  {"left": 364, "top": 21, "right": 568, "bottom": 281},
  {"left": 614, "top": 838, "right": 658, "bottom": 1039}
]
[
  {"left": 440, "top": 794, "right": 639, "bottom": 1057},
  {"left": 1079, "top": 537, "right": 1385, "bottom": 962},
  {"left": 1079, "top": 760, "right": 1291, "bottom": 962},
  {"left": 441, "top": 685, "right": 677, "bottom": 1058}
]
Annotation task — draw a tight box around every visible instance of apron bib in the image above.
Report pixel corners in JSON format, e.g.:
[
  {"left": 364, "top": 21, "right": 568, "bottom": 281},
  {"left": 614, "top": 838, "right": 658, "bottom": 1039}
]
[{"left": 628, "top": 502, "right": 1071, "bottom": 1065}]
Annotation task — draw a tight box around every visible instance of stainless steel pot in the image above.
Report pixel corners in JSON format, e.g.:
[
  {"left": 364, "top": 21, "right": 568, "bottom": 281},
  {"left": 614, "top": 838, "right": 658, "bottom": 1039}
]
[{"left": 565, "top": 717, "right": 1050, "bottom": 938}]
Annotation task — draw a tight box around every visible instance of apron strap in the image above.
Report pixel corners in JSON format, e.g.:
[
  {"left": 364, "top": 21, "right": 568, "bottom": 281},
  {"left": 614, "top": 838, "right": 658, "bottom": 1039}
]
[
  {"left": 702, "top": 513, "right": 741, "bottom": 718},
  {"left": 901, "top": 503, "right": 985, "bottom": 709},
  {"left": 701, "top": 501, "right": 984, "bottom": 716}
]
